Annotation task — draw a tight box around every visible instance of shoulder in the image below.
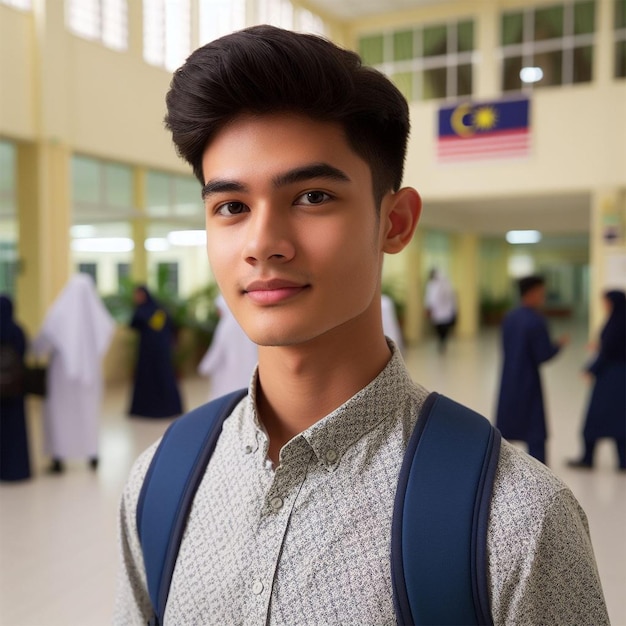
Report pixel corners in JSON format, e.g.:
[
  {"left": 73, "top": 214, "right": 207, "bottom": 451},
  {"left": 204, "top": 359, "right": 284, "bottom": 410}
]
[{"left": 121, "top": 440, "right": 161, "bottom": 515}]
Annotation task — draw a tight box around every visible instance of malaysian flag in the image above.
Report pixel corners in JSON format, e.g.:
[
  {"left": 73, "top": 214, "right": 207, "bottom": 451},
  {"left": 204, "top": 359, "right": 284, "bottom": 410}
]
[{"left": 437, "top": 97, "right": 531, "bottom": 163}]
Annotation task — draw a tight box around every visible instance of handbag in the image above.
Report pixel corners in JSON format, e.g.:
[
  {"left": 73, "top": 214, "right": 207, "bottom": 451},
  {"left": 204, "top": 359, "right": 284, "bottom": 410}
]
[{"left": 24, "top": 365, "right": 47, "bottom": 396}]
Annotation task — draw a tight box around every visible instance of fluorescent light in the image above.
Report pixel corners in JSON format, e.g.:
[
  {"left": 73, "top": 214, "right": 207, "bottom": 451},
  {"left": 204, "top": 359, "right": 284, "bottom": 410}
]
[
  {"left": 71, "top": 237, "right": 135, "bottom": 252},
  {"left": 167, "top": 230, "right": 207, "bottom": 246},
  {"left": 520, "top": 67, "right": 543, "bottom": 84},
  {"left": 506, "top": 230, "right": 542, "bottom": 244},
  {"left": 70, "top": 224, "right": 96, "bottom": 238},
  {"left": 144, "top": 237, "right": 170, "bottom": 252}
]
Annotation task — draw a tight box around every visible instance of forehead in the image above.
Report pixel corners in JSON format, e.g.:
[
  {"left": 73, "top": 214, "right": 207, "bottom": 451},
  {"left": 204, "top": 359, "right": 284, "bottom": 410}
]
[{"left": 201, "top": 113, "right": 371, "bottom": 183}]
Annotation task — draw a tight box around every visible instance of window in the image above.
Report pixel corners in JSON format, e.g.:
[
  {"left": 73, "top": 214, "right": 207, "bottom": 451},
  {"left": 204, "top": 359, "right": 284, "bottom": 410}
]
[
  {"left": 78, "top": 262, "right": 98, "bottom": 286},
  {"left": 72, "top": 155, "right": 134, "bottom": 219},
  {"left": 157, "top": 262, "right": 179, "bottom": 296},
  {"left": 199, "top": 0, "right": 245, "bottom": 44},
  {"left": 358, "top": 20, "right": 475, "bottom": 102},
  {"left": 500, "top": 1, "right": 596, "bottom": 91},
  {"left": 146, "top": 170, "right": 203, "bottom": 218},
  {"left": 616, "top": 0, "right": 626, "bottom": 78},
  {"left": 65, "top": 0, "right": 128, "bottom": 51},
  {"left": 0, "top": 0, "right": 31, "bottom": 9},
  {"left": 143, "top": 0, "right": 191, "bottom": 71},
  {"left": 117, "top": 262, "right": 131, "bottom": 287}
]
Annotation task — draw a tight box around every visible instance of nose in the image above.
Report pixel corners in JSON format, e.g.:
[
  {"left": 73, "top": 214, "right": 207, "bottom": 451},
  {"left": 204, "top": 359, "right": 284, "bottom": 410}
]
[{"left": 242, "top": 206, "right": 296, "bottom": 265}]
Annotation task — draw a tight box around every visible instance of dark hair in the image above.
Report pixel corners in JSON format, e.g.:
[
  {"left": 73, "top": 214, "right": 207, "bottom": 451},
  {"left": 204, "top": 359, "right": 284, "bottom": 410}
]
[
  {"left": 165, "top": 25, "right": 410, "bottom": 205},
  {"left": 518, "top": 275, "right": 545, "bottom": 298}
]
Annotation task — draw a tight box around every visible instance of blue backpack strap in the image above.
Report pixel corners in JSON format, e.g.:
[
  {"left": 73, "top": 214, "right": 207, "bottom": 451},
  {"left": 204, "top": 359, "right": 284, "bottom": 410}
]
[
  {"left": 391, "top": 392, "right": 501, "bottom": 626},
  {"left": 136, "top": 388, "right": 248, "bottom": 626}
]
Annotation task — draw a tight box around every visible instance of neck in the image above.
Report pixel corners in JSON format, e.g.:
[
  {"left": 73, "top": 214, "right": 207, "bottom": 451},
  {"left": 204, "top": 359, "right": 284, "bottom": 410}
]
[{"left": 255, "top": 323, "right": 391, "bottom": 464}]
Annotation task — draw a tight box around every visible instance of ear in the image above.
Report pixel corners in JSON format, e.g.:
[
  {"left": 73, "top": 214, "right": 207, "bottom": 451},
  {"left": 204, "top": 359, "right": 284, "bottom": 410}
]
[{"left": 381, "top": 187, "right": 422, "bottom": 254}]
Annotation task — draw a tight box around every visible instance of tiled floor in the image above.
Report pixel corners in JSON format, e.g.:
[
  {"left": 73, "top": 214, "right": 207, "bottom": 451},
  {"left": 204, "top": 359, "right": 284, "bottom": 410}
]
[{"left": 1, "top": 321, "right": 625, "bottom": 625}]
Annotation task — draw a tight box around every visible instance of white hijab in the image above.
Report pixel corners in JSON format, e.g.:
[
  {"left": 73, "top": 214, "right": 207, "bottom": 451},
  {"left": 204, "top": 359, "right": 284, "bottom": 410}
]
[{"left": 39, "top": 274, "right": 116, "bottom": 385}]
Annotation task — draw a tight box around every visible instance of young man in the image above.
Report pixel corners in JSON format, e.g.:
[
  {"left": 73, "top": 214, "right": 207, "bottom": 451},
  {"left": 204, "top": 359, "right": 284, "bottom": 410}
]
[
  {"left": 495, "top": 275, "right": 569, "bottom": 464},
  {"left": 114, "top": 26, "right": 608, "bottom": 625}
]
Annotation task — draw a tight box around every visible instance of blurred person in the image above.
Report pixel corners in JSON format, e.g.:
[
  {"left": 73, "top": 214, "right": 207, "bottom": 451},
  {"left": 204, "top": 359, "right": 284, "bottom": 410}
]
[
  {"left": 0, "top": 294, "right": 31, "bottom": 481},
  {"left": 425, "top": 268, "right": 457, "bottom": 353},
  {"left": 115, "top": 26, "right": 608, "bottom": 626},
  {"left": 128, "top": 286, "right": 182, "bottom": 418},
  {"left": 495, "top": 275, "right": 569, "bottom": 464},
  {"left": 568, "top": 289, "right": 626, "bottom": 471},
  {"left": 381, "top": 293, "right": 404, "bottom": 352},
  {"left": 32, "top": 274, "right": 115, "bottom": 473},
  {"left": 198, "top": 293, "right": 258, "bottom": 401}
]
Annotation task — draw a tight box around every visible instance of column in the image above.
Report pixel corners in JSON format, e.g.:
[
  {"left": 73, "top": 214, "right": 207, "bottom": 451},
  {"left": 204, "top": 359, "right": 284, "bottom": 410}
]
[
  {"left": 451, "top": 232, "right": 479, "bottom": 338},
  {"left": 589, "top": 188, "right": 626, "bottom": 334},
  {"left": 15, "top": 140, "right": 71, "bottom": 335}
]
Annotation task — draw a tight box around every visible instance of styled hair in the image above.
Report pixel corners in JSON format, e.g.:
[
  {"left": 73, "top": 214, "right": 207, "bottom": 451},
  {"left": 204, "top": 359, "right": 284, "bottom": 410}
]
[
  {"left": 164, "top": 25, "right": 410, "bottom": 204},
  {"left": 518, "top": 275, "right": 545, "bottom": 298}
]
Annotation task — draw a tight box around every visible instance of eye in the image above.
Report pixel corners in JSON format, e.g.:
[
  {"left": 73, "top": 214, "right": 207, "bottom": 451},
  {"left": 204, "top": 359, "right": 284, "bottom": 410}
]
[
  {"left": 295, "top": 191, "right": 332, "bottom": 206},
  {"left": 215, "top": 201, "right": 248, "bottom": 216}
]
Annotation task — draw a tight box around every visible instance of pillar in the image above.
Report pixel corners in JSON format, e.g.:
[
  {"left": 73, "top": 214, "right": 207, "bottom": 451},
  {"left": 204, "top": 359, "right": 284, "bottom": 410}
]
[
  {"left": 15, "top": 140, "right": 71, "bottom": 335},
  {"left": 131, "top": 166, "right": 148, "bottom": 284},
  {"left": 451, "top": 232, "right": 479, "bottom": 338},
  {"left": 404, "top": 229, "right": 425, "bottom": 344}
]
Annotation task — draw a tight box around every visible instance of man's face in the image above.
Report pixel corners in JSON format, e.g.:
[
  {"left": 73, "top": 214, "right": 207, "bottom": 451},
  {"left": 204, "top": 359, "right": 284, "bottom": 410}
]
[{"left": 201, "top": 113, "right": 388, "bottom": 347}]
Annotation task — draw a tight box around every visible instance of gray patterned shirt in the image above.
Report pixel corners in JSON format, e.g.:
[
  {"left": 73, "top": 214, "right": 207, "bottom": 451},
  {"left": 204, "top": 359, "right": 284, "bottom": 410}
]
[{"left": 114, "top": 347, "right": 609, "bottom": 625}]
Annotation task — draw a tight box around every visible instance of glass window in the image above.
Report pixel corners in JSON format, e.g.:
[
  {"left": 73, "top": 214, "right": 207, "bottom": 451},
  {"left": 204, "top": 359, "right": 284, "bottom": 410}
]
[
  {"left": 457, "top": 63, "right": 473, "bottom": 96},
  {"left": 423, "top": 67, "right": 447, "bottom": 100},
  {"left": 616, "top": 41, "right": 626, "bottom": 77},
  {"left": 199, "top": 0, "right": 245, "bottom": 44},
  {"left": 574, "top": 1, "right": 595, "bottom": 35},
  {"left": 393, "top": 31, "right": 413, "bottom": 62},
  {"left": 0, "top": 0, "right": 32, "bottom": 8},
  {"left": 457, "top": 21, "right": 474, "bottom": 53},
  {"left": 358, "top": 18, "right": 475, "bottom": 101},
  {"left": 72, "top": 156, "right": 101, "bottom": 206},
  {"left": 503, "top": 56, "right": 523, "bottom": 91},
  {"left": 0, "top": 141, "right": 16, "bottom": 214},
  {"left": 616, "top": 0, "right": 626, "bottom": 28},
  {"left": 534, "top": 6, "right": 564, "bottom": 41},
  {"left": 501, "top": 12, "right": 523, "bottom": 46},
  {"left": 391, "top": 71, "right": 413, "bottom": 101},
  {"left": 104, "top": 162, "right": 133, "bottom": 208},
  {"left": 65, "top": 0, "right": 128, "bottom": 51},
  {"left": 573, "top": 45, "right": 593, "bottom": 82},
  {"left": 533, "top": 49, "right": 563, "bottom": 86},
  {"left": 359, "top": 35, "right": 384, "bottom": 65},
  {"left": 500, "top": 2, "right": 596, "bottom": 91},
  {"left": 143, "top": 0, "right": 190, "bottom": 71},
  {"left": 616, "top": 0, "right": 626, "bottom": 78},
  {"left": 146, "top": 171, "right": 172, "bottom": 216},
  {"left": 423, "top": 24, "right": 447, "bottom": 57}
]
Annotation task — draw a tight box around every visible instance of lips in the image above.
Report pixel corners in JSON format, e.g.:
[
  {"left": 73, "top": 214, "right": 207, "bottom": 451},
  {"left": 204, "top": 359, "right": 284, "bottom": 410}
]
[{"left": 243, "top": 278, "right": 309, "bottom": 305}]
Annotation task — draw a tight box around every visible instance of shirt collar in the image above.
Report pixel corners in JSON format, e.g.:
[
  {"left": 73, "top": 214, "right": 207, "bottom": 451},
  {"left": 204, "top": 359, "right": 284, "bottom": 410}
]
[{"left": 243, "top": 342, "right": 416, "bottom": 472}]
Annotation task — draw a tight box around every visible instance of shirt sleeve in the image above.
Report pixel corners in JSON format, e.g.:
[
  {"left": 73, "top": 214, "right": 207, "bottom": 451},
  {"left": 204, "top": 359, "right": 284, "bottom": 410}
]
[
  {"left": 490, "top": 484, "right": 609, "bottom": 626},
  {"left": 113, "top": 444, "right": 159, "bottom": 626}
]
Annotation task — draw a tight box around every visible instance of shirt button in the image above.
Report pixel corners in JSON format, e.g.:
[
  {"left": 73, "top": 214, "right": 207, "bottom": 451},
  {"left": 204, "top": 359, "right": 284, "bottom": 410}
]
[
  {"left": 244, "top": 444, "right": 253, "bottom": 454},
  {"left": 325, "top": 449, "right": 338, "bottom": 463},
  {"left": 252, "top": 580, "right": 264, "bottom": 595},
  {"left": 270, "top": 496, "right": 284, "bottom": 511}
]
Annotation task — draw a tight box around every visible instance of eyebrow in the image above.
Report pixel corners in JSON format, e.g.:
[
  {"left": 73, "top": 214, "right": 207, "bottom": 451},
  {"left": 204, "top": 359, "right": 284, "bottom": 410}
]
[{"left": 201, "top": 162, "right": 351, "bottom": 199}]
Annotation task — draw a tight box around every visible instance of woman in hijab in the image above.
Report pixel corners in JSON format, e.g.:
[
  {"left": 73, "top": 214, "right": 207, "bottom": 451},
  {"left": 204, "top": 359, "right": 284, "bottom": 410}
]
[
  {"left": 32, "top": 274, "right": 116, "bottom": 473},
  {"left": 568, "top": 289, "right": 626, "bottom": 471},
  {"left": 0, "top": 295, "right": 31, "bottom": 481},
  {"left": 128, "top": 286, "right": 182, "bottom": 418}
]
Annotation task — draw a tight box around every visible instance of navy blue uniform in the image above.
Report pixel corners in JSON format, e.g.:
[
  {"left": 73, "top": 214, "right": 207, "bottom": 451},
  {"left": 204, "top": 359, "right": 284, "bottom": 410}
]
[
  {"left": 0, "top": 295, "right": 31, "bottom": 481},
  {"left": 129, "top": 290, "right": 183, "bottom": 419},
  {"left": 496, "top": 306, "right": 560, "bottom": 463}
]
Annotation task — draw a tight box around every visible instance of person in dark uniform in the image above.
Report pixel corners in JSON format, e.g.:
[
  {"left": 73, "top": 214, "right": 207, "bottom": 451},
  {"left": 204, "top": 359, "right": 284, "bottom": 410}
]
[
  {"left": 495, "top": 276, "right": 569, "bottom": 464},
  {"left": 128, "top": 286, "right": 183, "bottom": 418},
  {"left": 0, "top": 295, "right": 31, "bottom": 481},
  {"left": 568, "top": 289, "right": 626, "bottom": 471}
]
